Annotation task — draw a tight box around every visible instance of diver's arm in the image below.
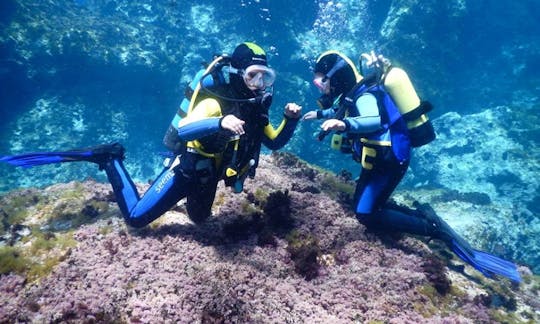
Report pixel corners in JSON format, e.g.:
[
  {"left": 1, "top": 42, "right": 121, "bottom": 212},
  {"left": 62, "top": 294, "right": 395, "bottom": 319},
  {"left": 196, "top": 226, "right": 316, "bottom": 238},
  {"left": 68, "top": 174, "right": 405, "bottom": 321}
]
[
  {"left": 342, "top": 93, "right": 382, "bottom": 134},
  {"left": 319, "top": 107, "right": 338, "bottom": 119},
  {"left": 302, "top": 107, "right": 337, "bottom": 121},
  {"left": 262, "top": 103, "right": 301, "bottom": 150},
  {"left": 177, "top": 98, "right": 225, "bottom": 141}
]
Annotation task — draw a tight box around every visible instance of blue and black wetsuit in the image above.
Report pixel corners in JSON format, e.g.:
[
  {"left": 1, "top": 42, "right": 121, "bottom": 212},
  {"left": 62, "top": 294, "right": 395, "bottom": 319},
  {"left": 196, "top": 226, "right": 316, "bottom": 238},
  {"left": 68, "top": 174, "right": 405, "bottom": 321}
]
[
  {"left": 318, "top": 85, "right": 412, "bottom": 226},
  {"left": 319, "top": 86, "right": 452, "bottom": 237},
  {"left": 102, "top": 94, "right": 299, "bottom": 228},
  {"left": 318, "top": 84, "right": 449, "bottom": 236}
]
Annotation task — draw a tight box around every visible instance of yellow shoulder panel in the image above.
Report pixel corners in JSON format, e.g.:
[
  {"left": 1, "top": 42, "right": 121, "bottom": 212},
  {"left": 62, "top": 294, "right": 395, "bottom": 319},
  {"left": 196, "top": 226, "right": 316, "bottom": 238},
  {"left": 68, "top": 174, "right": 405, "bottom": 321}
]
[{"left": 178, "top": 98, "right": 222, "bottom": 127}]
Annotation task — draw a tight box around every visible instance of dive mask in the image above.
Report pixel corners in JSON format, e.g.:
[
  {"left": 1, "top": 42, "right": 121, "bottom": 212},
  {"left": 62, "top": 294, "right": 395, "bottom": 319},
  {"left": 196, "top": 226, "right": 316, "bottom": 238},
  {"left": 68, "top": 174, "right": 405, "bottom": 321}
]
[
  {"left": 313, "top": 57, "right": 347, "bottom": 95},
  {"left": 314, "top": 58, "right": 348, "bottom": 108},
  {"left": 313, "top": 75, "right": 330, "bottom": 94},
  {"left": 243, "top": 65, "right": 276, "bottom": 90}
]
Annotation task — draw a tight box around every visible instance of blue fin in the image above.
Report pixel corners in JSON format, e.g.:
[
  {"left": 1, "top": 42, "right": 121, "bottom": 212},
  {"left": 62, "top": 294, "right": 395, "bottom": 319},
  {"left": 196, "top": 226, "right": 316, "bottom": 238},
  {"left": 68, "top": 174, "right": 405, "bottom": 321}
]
[
  {"left": 0, "top": 143, "right": 125, "bottom": 168},
  {"left": 451, "top": 239, "right": 521, "bottom": 283},
  {"left": 0, "top": 151, "right": 93, "bottom": 167},
  {"left": 423, "top": 208, "right": 522, "bottom": 283}
]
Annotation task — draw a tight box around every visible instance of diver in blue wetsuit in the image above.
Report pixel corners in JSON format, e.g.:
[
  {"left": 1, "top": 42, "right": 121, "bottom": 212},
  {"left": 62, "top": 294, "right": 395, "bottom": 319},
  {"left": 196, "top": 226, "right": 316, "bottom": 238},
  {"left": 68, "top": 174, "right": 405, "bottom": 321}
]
[
  {"left": 302, "top": 51, "right": 521, "bottom": 283},
  {"left": 2, "top": 42, "right": 302, "bottom": 228}
]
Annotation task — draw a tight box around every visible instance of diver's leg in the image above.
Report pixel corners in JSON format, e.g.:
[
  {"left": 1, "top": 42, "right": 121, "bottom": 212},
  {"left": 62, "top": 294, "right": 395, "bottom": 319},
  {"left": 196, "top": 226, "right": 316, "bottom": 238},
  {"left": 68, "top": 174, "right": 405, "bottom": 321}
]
[
  {"left": 354, "top": 163, "right": 404, "bottom": 221},
  {"left": 101, "top": 158, "right": 141, "bottom": 217},
  {"left": 186, "top": 180, "right": 218, "bottom": 224},
  {"left": 351, "top": 154, "right": 455, "bottom": 238},
  {"left": 353, "top": 163, "right": 520, "bottom": 281},
  {"left": 184, "top": 156, "right": 218, "bottom": 224},
  {"left": 372, "top": 160, "right": 408, "bottom": 211},
  {"left": 375, "top": 205, "right": 521, "bottom": 282},
  {"left": 354, "top": 169, "right": 385, "bottom": 216},
  {"left": 101, "top": 157, "right": 190, "bottom": 228},
  {"left": 367, "top": 207, "right": 436, "bottom": 235},
  {"left": 353, "top": 161, "right": 436, "bottom": 235}
]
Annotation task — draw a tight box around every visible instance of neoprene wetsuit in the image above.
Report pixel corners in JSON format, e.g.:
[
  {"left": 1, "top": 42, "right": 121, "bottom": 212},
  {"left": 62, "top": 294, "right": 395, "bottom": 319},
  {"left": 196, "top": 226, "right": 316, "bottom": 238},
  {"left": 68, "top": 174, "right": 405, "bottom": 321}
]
[{"left": 102, "top": 95, "right": 299, "bottom": 227}]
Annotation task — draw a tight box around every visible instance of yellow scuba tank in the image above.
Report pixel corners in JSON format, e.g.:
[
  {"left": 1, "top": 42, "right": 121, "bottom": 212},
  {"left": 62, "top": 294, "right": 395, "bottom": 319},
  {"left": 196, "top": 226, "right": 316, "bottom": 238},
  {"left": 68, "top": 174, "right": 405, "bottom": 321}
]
[{"left": 383, "top": 67, "right": 436, "bottom": 147}]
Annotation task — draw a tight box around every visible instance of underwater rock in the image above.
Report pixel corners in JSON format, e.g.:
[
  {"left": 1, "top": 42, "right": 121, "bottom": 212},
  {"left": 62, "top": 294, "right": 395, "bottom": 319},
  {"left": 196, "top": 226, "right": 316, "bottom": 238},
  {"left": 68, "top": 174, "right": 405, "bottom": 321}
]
[
  {"left": 0, "top": 154, "right": 537, "bottom": 323},
  {"left": 0, "top": 1, "right": 539, "bottom": 321},
  {"left": 378, "top": 0, "right": 540, "bottom": 113},
  {"left": 404, "top": 106, "right": 539, "bottom": 272}
]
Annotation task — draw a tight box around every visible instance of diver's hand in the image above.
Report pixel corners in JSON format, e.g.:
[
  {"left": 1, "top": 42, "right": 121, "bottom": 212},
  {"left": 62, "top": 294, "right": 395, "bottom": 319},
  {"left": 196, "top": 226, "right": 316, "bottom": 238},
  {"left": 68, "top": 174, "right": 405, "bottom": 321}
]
[
  {"left": 221, "top": 114, "right": 245, "bottom": 135},
  {"left": 284, "top": 103, "right": 302, "bottom": 119},
  {"left": 321, "top": 119, "right": 346, "bottom": 132},
  {"left": 302, "top": 110, "right": 317, "bottom": 121},
  {"left": 377, "top": 54, "right": 391, "bottom": 71},
  {"left": 361, "top": 51, "right": 392, "bottom": 76}
]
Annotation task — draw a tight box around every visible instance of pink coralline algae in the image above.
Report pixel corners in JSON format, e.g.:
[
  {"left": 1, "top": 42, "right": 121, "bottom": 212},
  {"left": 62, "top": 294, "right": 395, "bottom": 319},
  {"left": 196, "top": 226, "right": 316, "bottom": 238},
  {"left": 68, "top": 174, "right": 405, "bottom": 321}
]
[{"left": 0, "top": 153, "right": 535, "bottom": 323}]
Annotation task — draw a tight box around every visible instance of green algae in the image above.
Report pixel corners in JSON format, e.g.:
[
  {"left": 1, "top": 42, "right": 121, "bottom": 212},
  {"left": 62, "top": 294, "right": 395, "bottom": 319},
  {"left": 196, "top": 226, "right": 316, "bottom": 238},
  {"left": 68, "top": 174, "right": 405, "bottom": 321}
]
[
  {"left": 240, "top": 200, "right": 260, "bottom": 214},
  {"left": 0, "top": 185, "right": 96, "bottom": 281},
  {"left": 0, "top": 190, "right": 48, "bottom": 236},
  {"left": 319, "top": 172, "right": 354, "bottom": 200},
  {"left": 253, "top": 187, "right": 269, "bottom": 204},
  {"left": 1, "top": 230, "right": 75, "bottom": 280},
  {"left": 0, "top": 246, "right": 29, "bottom": 275},
  {"left": 286, "top": 230, "right": 321, "bottom": 280},
  {"left": 47, "top": 197, "right": 109, "bottom": 230}
]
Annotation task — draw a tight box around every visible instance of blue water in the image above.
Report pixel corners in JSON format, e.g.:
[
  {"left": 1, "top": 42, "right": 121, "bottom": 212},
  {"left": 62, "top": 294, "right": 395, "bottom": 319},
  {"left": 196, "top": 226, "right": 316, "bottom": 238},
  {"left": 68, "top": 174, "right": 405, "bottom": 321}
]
[
  {"left": 2, "top": 0, "right": 538, "bottom": 185},
  {"left": 1, "top": 0, "right": 539, "bottom": 271}
]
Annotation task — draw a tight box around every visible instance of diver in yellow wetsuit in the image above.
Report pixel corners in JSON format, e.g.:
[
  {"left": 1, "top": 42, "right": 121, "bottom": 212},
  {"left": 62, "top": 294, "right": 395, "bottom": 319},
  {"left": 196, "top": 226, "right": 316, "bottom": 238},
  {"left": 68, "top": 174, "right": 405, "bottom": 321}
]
[{"left": 2, "top": 42, "right": 302, "bottom": 227}]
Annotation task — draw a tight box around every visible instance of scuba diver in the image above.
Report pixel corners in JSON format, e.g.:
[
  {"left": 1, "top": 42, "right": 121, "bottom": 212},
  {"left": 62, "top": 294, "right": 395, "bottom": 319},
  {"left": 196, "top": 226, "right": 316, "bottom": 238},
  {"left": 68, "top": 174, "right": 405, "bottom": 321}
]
[
  {"left": 1, "top": 42, "right": 302, "bottom": 227},
  {"left": 302, "top": 50, "right": 521, "bottom": 283}
]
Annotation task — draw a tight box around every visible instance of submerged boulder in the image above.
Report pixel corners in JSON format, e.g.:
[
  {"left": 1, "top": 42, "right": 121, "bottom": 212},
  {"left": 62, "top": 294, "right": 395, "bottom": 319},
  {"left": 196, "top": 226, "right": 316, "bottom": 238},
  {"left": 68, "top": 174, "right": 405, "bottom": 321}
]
[{"left": 0, "top": 153, "right": 537, "bottom": 323}]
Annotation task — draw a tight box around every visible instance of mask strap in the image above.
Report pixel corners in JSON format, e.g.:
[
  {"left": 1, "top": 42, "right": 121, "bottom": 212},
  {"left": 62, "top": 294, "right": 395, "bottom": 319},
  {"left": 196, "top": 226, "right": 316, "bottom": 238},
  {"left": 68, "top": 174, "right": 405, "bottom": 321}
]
[
  {"left": 322, "top": 58, "right": 347, "bottom": 82},
  {"left": 228, "top": 65, "right": 241, "bottom": 76}
]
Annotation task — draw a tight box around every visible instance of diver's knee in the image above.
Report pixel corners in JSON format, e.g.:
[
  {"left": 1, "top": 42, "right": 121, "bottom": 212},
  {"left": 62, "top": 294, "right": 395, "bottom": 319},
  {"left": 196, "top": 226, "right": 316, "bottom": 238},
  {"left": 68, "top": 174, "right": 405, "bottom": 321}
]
[
  {"left": 188, "top": 210, "right": 211, "bottom": 224},
  {"left": 186, "top": 201, "right": 212, "bottom": 224},
  {"left": 356, "top": 213, "right": 375, "bottom": 227},
  {"left": 185, "top": 187, "right": 215, "bottom": 224},
  {"left": 124, "top": 214, "right": 151, "bottom": 228}
]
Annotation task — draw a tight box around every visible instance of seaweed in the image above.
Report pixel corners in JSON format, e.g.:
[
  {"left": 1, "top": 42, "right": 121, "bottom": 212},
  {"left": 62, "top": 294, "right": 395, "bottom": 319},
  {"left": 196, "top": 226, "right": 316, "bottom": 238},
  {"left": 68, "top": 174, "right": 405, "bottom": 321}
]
[
  {"left": 319, "top": 173, "right": 355, "bottom": 202},
  {"left": 200, "top": 268, "right": 248, "bottom": 323},
  {"left": 422, "top": 254, "right": 452, "bottom": 295},
  {"left": 263, "top": 189, "right": 294, "bottom": 231},
  {"left": 0, "top": 246, "right": 29, "bottom": 275},
  {"left": 286, "top": 231, "right": 321, "bottom": 281}
]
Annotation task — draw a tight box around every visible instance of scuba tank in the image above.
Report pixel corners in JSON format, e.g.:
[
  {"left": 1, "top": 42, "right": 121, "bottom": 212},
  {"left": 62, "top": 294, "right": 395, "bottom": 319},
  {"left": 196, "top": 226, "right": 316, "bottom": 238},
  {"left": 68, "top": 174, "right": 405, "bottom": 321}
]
[
  {"left": 383, "top": 67, "right": 436, "bottom": 147},
  {"left": 162, "top": 56, "right": 230, "bottom": 154}
]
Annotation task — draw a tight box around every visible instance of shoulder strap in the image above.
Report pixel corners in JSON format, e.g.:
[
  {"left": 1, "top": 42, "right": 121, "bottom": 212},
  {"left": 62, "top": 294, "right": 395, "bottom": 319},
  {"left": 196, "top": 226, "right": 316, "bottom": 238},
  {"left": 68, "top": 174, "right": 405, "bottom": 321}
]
[
  {"left": 187, "top": 56, "right": 230, "bottom": 115},
  {"left": 317, "top": 73, "right": 382, "bottom": 141},
  {"left": 343, "top": 72, "right": 381, "bottom": 106}
]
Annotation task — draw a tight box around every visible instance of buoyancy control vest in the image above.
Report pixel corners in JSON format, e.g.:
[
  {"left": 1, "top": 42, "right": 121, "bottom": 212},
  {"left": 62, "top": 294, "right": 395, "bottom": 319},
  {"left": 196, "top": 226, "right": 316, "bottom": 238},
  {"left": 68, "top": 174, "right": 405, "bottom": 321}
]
[
  {"left": 162, "top": 56, "right": 232, "bottom": 155},
  {"left": 329, "top": 67, "right": 435, "bottom": 170},
  {"left": 352, "top": 83, "right": 412, "bottom": 168},
  {"left": 162, "top": 55, "right": 268, "bottom": 192},
  {"left": 192, "top": 86, "right": 267, "bottom": 193},
  {"left": 331, "top": 66, "right": 435, "bottom": 153},
  {"left": 221, "top": 99, "right": 267, "bottom": 190}
]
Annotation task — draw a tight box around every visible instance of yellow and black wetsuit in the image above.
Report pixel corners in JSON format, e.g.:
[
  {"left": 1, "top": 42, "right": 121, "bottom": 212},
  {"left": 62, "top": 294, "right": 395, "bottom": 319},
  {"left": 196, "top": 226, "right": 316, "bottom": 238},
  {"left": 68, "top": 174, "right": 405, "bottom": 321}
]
[{"left": 100, "top": 94, "right": 299, "bottom": 227}]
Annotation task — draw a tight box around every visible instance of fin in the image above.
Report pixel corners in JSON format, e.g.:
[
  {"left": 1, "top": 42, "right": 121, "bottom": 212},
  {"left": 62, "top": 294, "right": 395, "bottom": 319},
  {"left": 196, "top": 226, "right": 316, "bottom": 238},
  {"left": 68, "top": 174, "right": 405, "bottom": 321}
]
[
  {"left": 432, "top": 214, "right": 521, "bottom": 282},
  {"left": 0, "top": 143, "right": 125, "bottom": 168},
  {"left": 379, "top": 202, "right": 521, "bottom": 282},
  {"left": 451, "top": 239, "right": 521, "bottom": 283}
]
